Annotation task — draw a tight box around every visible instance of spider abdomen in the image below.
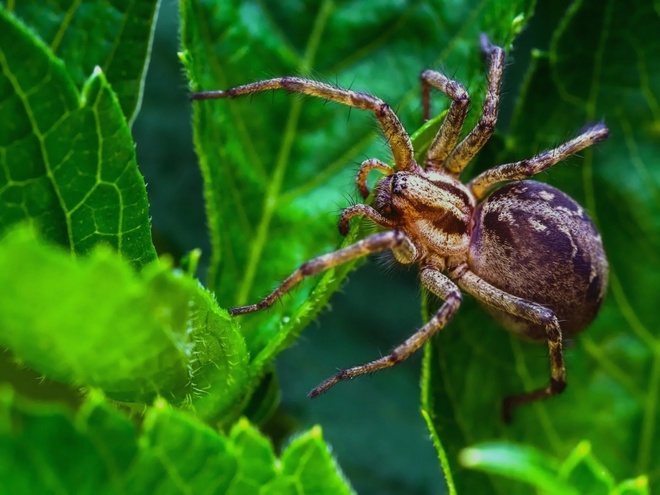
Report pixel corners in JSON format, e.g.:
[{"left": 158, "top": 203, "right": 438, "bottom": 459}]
[{"left": 468, "top": 181, "right": 608, "bottom": 340}]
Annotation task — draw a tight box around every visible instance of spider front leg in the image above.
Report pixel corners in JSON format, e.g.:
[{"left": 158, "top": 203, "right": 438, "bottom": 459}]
[
  {"left": 309, "top": 267, "right": 462, "bottom": 397},
  {"left": 420, "top": 70, "right": 470, "bottom": 170},
  {"left": 443, "top": 35, "right": 505, "bottom": 175},
  {"left": 454, "top": 269, "right": 566, "bottom": 423},
  {"left": 192, "top": 77, "right": 417, "bottom": 172},
  {"left": 468, "top": 123, "right": 610, "bottom": 200},
  {"left": 229, "top": 230, "right": 410, "bottom": 315}
]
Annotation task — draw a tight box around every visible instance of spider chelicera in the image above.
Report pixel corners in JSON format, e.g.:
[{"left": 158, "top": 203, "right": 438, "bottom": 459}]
[{"left": 192, "top": 35, "right": 609, "bottom": 421}]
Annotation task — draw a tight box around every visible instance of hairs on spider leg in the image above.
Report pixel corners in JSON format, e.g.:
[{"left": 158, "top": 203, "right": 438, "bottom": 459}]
[
  {"left": 374, "top": 249, "right": 415, "bottom": 278},
  {"left": 341, "top": 190, "right": 362, "bottom": 208},
  {"left": 502, "top": 56, "right": 516, "bottom": 70},
  {"left": 449, "top": 63, "right": 462, "bottom": 81},
  {"left": 330, "top": 194, "right": 358, "bottom": 221},
  {"left": 346, "top": 74, "right": 357, "bottom": 92}
]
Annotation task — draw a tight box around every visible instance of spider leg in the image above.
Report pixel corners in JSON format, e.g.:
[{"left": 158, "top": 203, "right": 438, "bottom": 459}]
[
  {"left": 468, "top": 123, "right": 610, "bottom": 200},
  {"left": 192, "top": 78, "right": 417, "bottom": 172},
  {"left": 420, "top": 70, "right": 470, "bottom": 171},
  {"left": 454, "top": 269, "right": 566, "bottom": 423},
  {"left": 443, "top": 35, "right": 505, "bottom": 175},
  {"left": 308, "top": 267, "right": 461, "bottom": 397},
  {"left": 337, "top": 204, "right": 396, "bottom": 236},
  {"left": 229, "top": 230, "right": 410, "bottom": 315},
  {"left": 356, "top": 158, "right": 392, "bottom": 199}
]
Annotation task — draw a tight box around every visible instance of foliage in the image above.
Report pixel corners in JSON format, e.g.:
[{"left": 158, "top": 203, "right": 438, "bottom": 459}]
[
  {"left": 1, "top": 387, "right": 351, "bottom": 494},
  {"left": 0, "top": 0, "right": 658, "bottom": 493},
  {"left": 0, "top": 2, "right": 350, "bottom": 492},
  {"left": 460, "top": 441, "right": 648, "bottom": 495}
]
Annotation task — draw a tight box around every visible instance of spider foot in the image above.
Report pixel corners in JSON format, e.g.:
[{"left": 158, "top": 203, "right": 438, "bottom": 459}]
[
  {"left": 479, "top": 33, "right": 500, "bottom": 60},
  {"left": 190, "top": 90, "right": 229, "bottom": 100},
  {"left": 228, "top": 303, "right": 263, "bottom": 316},
  {"left": 579, "top": 122, "right": 610, "bottom": 141},
  {"left": 308, "top": 369, "right": 350, "bottom": 398},
  {"left": 501, "top": 378, "right": 567, "bottom": 423},
  {"left": 501, "top": 396, "right": 515, "bottom": 424}
]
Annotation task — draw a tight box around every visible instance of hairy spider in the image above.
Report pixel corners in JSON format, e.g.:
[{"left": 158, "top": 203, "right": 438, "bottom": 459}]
[{"left": 192, "top": 35, "right": 609, "bottom": 422}]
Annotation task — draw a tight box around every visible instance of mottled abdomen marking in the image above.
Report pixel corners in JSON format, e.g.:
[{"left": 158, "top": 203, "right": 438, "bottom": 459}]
[{"left": 469, "top": 181, "right": 608, "bottom": 340}]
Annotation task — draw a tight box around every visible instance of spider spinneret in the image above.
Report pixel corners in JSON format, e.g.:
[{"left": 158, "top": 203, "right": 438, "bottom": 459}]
[{"left": 192, "top": 35, "right": 609, "bottom": 422}]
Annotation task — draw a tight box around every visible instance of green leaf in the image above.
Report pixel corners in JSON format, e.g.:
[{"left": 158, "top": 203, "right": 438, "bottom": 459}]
[
  {"left": 0, "top": 388, "right": 354, "bottom": 494},
  {"left": 0, "top": 227, "right": 248, "bottom": 421},
  {"left": 0, "top": 8, "right": 156, "bottom": 267},
  {"left": 1, "top": 0, "right": 161, "bottom": 123},
  {"left": 559, "top": 441, "right": 615, "bottom": 495},
  {"left": 0, "top": 388, "right": 137, "bottom": 493},
  {"left": 459, "top": 442, "right": 578, "bottom": 495},
  {"left": 273, "top": 425, "right": 353, "bottom": 494},
  {"left": 613, "top": 477, "right": 650, "bottom": 495},
  {"left": 460, "top": 441, "right": 648, "bottom": 495},
  {"left": 424, "top": 0, "right": 660, "bottom": 493}
]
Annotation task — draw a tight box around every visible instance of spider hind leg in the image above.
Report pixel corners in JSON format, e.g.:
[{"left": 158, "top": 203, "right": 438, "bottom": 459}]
[{"left": 309, "top": 268, "right": 462, "bottom": 397}]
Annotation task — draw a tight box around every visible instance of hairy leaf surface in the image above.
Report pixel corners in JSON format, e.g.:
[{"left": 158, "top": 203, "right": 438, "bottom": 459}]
[{"left": 0, "top": 227, "right": 248, "bottom": 420}]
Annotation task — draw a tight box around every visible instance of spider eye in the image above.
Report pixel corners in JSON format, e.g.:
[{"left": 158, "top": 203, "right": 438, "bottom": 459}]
[
  {"left": 391, "top": 172, "right": 408, "bottom": 196},
  {"left": 372, "top": 175, "right": 399, "bottom": 217}
]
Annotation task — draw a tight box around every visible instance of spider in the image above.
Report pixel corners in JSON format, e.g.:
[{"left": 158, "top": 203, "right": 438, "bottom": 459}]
[{"left": 192, "top": 35, "right": 609, "bottom": 422}]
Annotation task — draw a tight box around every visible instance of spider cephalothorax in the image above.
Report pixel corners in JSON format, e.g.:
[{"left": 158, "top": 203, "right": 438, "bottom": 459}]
[
  {"left": 192, "top": 35, "right": 609, "bottom": 421},
  {"left": 370, "top": 169, "right": 476, "bottom": 267}
]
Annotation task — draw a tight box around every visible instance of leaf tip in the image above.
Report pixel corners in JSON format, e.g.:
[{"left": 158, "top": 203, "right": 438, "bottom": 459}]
[
  {"left": 511, "top": 13, "right": 526, "bottom": 36},
  {"left": 85, "top": 388, "right": 107, "bottom": 403},
  {"left": 308, "top": 424, "right": 323, "bottom": 439},
  {"left": 574, "top": 440, "right": 591, "bottom": 456},
  {"left": 458, "top": 447, "right": 481, "bottom": 468},
  {"left": 153, "top": 397, "right": 169, "bottom": 410}
]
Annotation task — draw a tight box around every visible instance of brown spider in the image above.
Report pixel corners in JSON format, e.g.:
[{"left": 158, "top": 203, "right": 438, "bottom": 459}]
[{"left": 192, "top": 35, "right": 609, "bottom": 422}]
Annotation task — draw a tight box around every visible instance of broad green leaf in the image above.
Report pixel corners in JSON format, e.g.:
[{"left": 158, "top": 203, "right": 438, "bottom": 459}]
[
  {"left": 181, "top": 0, "right": 533, "bottom": 433},
  {"left": 0, "top": 8, "right": 156, "bottom": 267},
  {"left": 0, "top": 227, "right": 248, "bottom": 421},
  {"left": 425, "top": 0, "right": 660, "bottom": 493},
  {"left": 1, "top": 0, "right": 161, "bottom": 123},
  {"left": 0, "top": 388, "right": 354, "bottom": 494}
]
